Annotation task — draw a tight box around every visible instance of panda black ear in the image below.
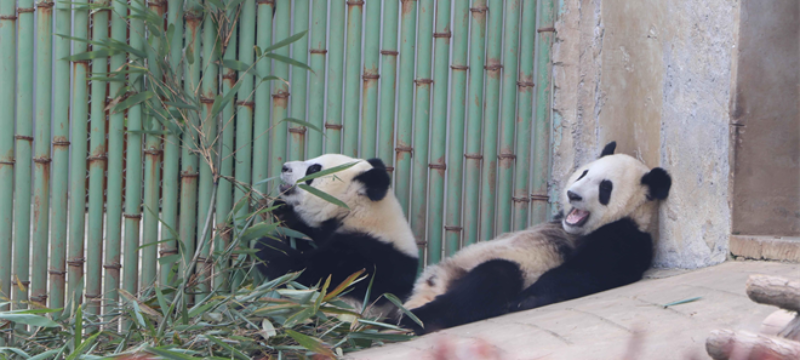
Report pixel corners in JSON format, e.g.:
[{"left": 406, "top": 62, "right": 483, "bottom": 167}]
[
  {"left": 354, "top": 161, "right": 391, "bottom": 201},
  {"left": 641, "top": 167, "right": 672, "bottom": 200},
  {"left": 599, "top": 141, "right": 616, "bottom": 158},
  {"left": 366, "top": 157, "right": 386, "bottom": 170}
]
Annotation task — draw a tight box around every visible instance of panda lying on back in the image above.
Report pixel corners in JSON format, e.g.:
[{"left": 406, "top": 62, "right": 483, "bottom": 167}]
[
  {"left": 400, "top": 142, "right": 672, "bottom": 334},
  {"left": 256, "top": 154, "right": 419, "bottom": 319}
]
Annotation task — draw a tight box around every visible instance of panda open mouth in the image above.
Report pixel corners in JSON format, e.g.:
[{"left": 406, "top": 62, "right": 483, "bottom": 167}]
[
  {"left": 565, "top": 208, "right": 590, "bottom": 227},
  {"left": 279, "top": 183, "right": 296, "bottom": 195}
]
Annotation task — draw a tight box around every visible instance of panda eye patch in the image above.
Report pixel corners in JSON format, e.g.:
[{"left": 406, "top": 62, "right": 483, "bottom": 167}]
[
  {"left": 305, "top": 164, "right": 322, "bottom": 185},
  {"left": 576, "top": 170, "right": 588, "bottom": 181},
  {"left": 599, "top": 180, "right": 613, "bottom": 205}
]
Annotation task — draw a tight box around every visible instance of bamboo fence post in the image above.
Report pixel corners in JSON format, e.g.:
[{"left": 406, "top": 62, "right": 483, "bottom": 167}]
[
  {"left": 103, "top": 0, "right": 127, "bottom": 327},
  {"left": 324, "top": 0, "right": 345, "bottom": 154},
  {"left": 252, "top": 0, "right": 273, "bottom": 195},
  {"left": 462, "top": 0, "right": 487, "bottom": 246},
  {"left": 394, "top": 0, "right": 417, "bottom": 216},
  {"left": 160, "top": 0, "right": 184, "bottom": 286},
  {"left": 196, "top": 0, "right": 220, "bottom": 302},
  {"left": 426, "top": 0, "right": 451, "bottom": 264},
  {"left": 478, "top": 0, "right": 505, "bottom": 241},
  {"left": 444, "top": 0, "right": 470, "bottom": 256},
  {"left": 123, "top": 0, "right": 145, "bottom": 299},
  {"left": 410, "top": 0, "right": 434, "bottom": 267},
  {"left": 513, "top": 0, "right": 536, "bottom": 231},
  {"left": 496, "top": 0, "right": 522, "bottom": 234},
  {"left": 377, "top": 1, "right": 399, "bottom": 172},
  {"left": 50, "top": 0, "right": 71, "bottom": 313},
  {"left": 13, "top": 0, "right": 35, "bottom": 312},
  {"left": 341, "top": 0, "right": 363, "bottom": 158},
  {"left": 31, "top": 0, "right": 54, "bottom": 308},
  {"left": 359, "top": 0, "right": 380, "bottom": 159},
  {"left": 306, "top": 0, "right": 327, "bottom": 159},
  {"left": 532, "top": 0, "right": 555, "bottom": 224},
  {"left": 0, "top": 0, "right": 15, "bottom": 319},
  {"left": 288, "top": 0, "right": 309, "bottom": 161},
  {"left": 268, "top": 0, "right": 290, "bottom": 178}
]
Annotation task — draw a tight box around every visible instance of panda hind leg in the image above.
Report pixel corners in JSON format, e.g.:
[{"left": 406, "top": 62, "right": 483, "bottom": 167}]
[{"left": 400, "top": 259, "right": 524, "bottom": 335}]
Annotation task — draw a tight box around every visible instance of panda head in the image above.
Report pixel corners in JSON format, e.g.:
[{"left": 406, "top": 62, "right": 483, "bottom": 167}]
[
  {"left": 278, "top": 154, "right": 393, "bottom": 227},
  {"left": 560, "top": 141, "right": 672, "bottom": 235}
]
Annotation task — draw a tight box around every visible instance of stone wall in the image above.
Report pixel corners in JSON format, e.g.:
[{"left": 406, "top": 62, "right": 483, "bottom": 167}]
[{"left": 549, "top": 0, "right": 740, "bottom": 268}]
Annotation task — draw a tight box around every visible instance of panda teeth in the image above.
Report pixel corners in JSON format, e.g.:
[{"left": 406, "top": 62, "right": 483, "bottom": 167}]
[{"left": 566, "top": 208, "right": 590, "bottom": 226}]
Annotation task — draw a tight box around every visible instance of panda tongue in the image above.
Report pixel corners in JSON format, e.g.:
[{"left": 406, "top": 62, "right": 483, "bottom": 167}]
[{"left": 567, "top": 209, "right": 589, "bottom": 224}]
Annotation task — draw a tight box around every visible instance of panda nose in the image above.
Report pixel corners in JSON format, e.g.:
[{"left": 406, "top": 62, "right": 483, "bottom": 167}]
[
  {"left": 281, "top": 165, "right": 291, "bottom": 173},
  {"left": 567, "top": 191, "right": 582, "bottom": 202}
]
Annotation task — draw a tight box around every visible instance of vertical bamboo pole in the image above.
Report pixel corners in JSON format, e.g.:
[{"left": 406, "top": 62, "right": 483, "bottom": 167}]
[
  {"left": 426, "top": 0, "right": 451, "bottom": 263},
  {"left": 251, "top": 0, "right": 273, "bottom": 194},
  {"left": 532, "top": 0, "right": 555, "bottom": 224},
  {"left": 462, "top": 0, "right": 487, "bottom": 246},
  {"left": 103, "top": 0, "right": 127, "bottom": 325},
  {"left": 513, "top": 0, "right": 536, "bottom": 231},
  {"left": 233, "top": 0, "right": 255, "bottom": 220},
  {"left": 341, "top": 0, "right": 362, "bottom": 158},
  {"left": 13, "top": 0, "right": 35, "bottom": 310},
  {"left": 359, "top": 0, "right": 380, "bottom": 159},
  {"left": 142, "top": 1, "right": 165, "bottom": 289},
  {"left": 269, "top": 0, "right": 289, "bottom": 177},
  {"left": 50, "top": 0, "right": 71, "bottom": 313},
  {"left": 478, "top": 0, "right": 504, "bottom": 241},
  {"left": 288, "top": 0, "right": 309, "bottom": 161},
  {"left": 306, "top": 0, "right": 326, "bottom": 158},
  {"left": 0, "top": 0, "right": 17, "bottom": 314},
  {"left": 496, "top": 0, "right": 521, "bottom": 234},
  {"left": 377, "top": 1, "right": 399, "bottom": 173},
  {"left": 31, "top": 0, "right": 54, "bottom": 307},
  {"left": 180, "top": 1, "right": 202, "bottom": 278},
  {"left": 323, "top": 0, "right": 345, "bottom": 154},
  {"left": 394, "top": 0, "right": 416, "bottom": 216},
  {"left": 123, "top": 0, "right": 145, "bottom": 298},
  {"left": 215, "top": 17, "right": 237, "bottom": 291},
  {"left": 86, "top": 0, "right": 110, "bottom": 318},
  {"left": 196, "top": 1, "right": 219, "bottom": 303},
  {"left": 410, "top": 0, "right": 434, "bottom": 267},
  {"left": 444, "top": 0, "right": 469, "bottom": 255},
  {"left": 160, "top": 0, "right": 184, "bottom": 286}
]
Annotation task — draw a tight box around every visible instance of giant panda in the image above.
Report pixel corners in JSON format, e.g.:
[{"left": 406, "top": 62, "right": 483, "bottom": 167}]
[
  {"left": 255, "top": 154, "right": 419, "bottom": 319},
  {"left": 400, "top": 141, "right": 672, "bottom": 334}
]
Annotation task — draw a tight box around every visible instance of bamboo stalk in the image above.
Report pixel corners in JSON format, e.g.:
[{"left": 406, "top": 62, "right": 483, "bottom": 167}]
[
  {"left": 394, "top": 0, "right": 417, "bottom": 216},
  {"left": 427, "top": 0, "right": 451, "bottom": 263},
  {"left": 359, "top": 0, "right": 380, "bottom": 159},
  {"left": 252, "top": 0, "right": 273, "bottom": 194},
  {"left": 160, "top": 0, "right": 184, "bottom": 286},
  {"left": 31, "top": 0, "right": 54, "bottom": 308},
  {"left": 0, "top": 0, "right": 16, "bottom": 316},
  {"left": 196, "top": 0, "right": 220, "bottom": 303},
  {"left": 532, "top": 0, "right": 555, "bottom": 224},
  {"left": 478, "top": 0, "right": 505, "bottom": 241},
  {"left": 50, "top": 0, "right": 71, "bottom": 313},
  {"left": 123, "top": 0, "right": 146, "bottom": 298},
  {"left": 341, "top": 0, "right": 363, "bottom": 158},
  {"left": 288, "top": 0, "right": 309, "bottom": 161},
  {"left": 444, "top": 0, "right": 470, "bottom": 256},
  {"left": 269, "top": 0, "right": 290, "bottom": 179},
  {"left": 13, "top": 0, "right": 35, "bottom": 311},
  {"left": 306, "top": 0, "right": 327, "bottom": 158},
  {"left": 462, "top": 0, "right": 487, "bottom": 246},
  {"left": 324, "top": 0, "right": 345, "bottom": 154},
  {"left": 497, "top": 0, "right": 522, "bottom": 234},
  {"left": 410, "top": 0, "right": 434, "bottom": 267},
  {"left": 377, "top": 1, "right": 399, "bottom": 171},
  {"left": 513, "top": 0, "right": 536, "bottom": 231},
  {"left": 86, "top": 0, "right": 110, "bottom": 319},
  {"left": 233, "top": 0, "right": 255, "bottom": 221}
]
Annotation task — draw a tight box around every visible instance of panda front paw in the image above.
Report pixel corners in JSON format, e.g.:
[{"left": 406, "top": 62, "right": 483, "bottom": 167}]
[
  {"left": 512, "top": 295, "right": 543, "bottom": 312},
  {"left": 255, "top": 237, "right": 303, "bottom": 279}
]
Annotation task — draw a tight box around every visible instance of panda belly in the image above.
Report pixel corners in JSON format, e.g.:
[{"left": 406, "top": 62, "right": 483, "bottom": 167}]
[{"left": 404, "top": 223, "right": 573, "bottom": 310}]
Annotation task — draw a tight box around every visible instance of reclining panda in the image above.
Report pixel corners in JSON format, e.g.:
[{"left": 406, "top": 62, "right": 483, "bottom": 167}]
[
  {"left": 400, "top": 141, "right": 672, "bottom": 334},
  {"left": 255, "top": 154, "right": 419, "bottom": 319}
]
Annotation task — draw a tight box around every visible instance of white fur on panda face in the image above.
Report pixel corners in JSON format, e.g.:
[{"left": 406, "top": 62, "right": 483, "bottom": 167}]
[{"left": 560, "top": 154, "right": 652, "bottom": 235}]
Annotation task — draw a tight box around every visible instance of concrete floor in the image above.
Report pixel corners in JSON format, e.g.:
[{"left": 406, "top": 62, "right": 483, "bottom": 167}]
[{"left": 347, "top": 261, "right": 800, "bottom": 360}]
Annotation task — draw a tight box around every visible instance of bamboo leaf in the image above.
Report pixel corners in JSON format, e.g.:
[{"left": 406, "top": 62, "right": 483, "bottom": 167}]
[
  {"left": 297, "top": 184, "right": 349, "bottom": 209},
  {"left": 280, "top": 117, "right": 324, "bottom": 135},
  {"left": 294, "top": 161, "right": 360, "bottom": 185},
  {"left": 383, "top": 293, "right": 424, "bottom": 329},
  {"left": 260, "top": 31, "right": 308, "bottom": 54},
  {"left": 263, "top": 53, "right": 314, "bottom": 73},
  {"left": 241, "top": 221, "right": 281, "bottom": 243},
  {"left": 0, "top": 347, "right": 31, "bottom": 359},
  {"left": 211, "top": 81, "right": 244, "bottom": 119},
  {"left": 66, "top": 332, "right": 101, "bottom": 360},
  {"left": 28, "top": 349, "right": 60, "bottom": 360},
  {"left": 113, "top": 91, "right": 155, "bottom": 114},
  {"left": 259, "top": 319, "right": 277, "bottom": 342},
  {"left": 204, "top": 335, "right": 250, "bottom": 360},
  {"left": 323, "top": 269, "right": 366, "bottom": 302},
  {"left": 146, "top": 347, "right": 201, "bottom": 360},
  {"left": 62, "top": 49, "right": 119, "bottom": 62},
  {"left": 0, "top": 314, "right": 60, "bottom": 328},
  {"left": 284, "top": 330, "right": 336, "bottom": 359},
  {"left": 164, "top": 101, "right": 200, "bottom": 110},
  {"left": 347, "top": 332, "right": 413, "bottom": 342}
]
